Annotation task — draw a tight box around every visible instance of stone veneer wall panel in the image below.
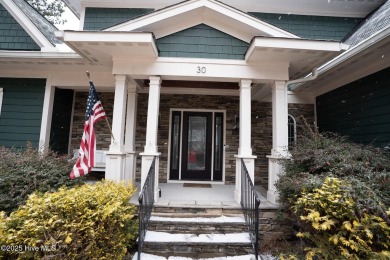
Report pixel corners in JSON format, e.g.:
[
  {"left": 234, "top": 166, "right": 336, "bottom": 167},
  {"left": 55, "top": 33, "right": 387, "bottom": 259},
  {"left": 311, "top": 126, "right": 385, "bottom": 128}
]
[
  {"left": 70, "top": 91, "right": 314, "bottom": 188},
  {"left": 70, "top": 91, "right": 114, "bottom": 151}
]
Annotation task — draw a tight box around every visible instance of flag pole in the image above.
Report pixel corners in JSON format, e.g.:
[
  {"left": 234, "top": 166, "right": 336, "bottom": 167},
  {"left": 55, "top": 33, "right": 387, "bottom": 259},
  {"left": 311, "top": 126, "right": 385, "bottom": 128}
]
[{"left": 86, "top": 71, "right": 116, "bottom": 143}]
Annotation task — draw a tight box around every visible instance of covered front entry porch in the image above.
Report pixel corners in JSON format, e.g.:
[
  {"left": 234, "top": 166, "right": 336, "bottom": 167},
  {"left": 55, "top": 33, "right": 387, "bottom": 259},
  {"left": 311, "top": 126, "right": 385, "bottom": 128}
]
[{"left": 57, "top": 29, "right": 347, "bottom": 205}]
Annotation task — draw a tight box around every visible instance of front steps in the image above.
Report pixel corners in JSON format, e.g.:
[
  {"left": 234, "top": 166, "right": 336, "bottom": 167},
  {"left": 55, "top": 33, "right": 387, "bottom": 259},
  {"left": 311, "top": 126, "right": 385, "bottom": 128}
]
[{"left": 139, "top": 206, "right": 254, "bottom": 258}]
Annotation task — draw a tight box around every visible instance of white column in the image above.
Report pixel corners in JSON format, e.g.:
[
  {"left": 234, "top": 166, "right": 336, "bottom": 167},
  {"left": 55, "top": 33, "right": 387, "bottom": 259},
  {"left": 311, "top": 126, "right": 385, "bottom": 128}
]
[
  {"left": 140, "top": 76, "right": 161, "bottom": 202},
  {"left": 234, "top": 79, "right": 256, "bottom": 204},
  {"left": 267, "top": 80, "right": 289, "bottom": 204},
  {"left": 39, "top": 76, "right": 55, "bottom": 154},
  {"left": 105, "top": 75, "right": 128, "bottom": 181},
  {"left": 124, "top": 84, "right": 138, "bottom": 181}
]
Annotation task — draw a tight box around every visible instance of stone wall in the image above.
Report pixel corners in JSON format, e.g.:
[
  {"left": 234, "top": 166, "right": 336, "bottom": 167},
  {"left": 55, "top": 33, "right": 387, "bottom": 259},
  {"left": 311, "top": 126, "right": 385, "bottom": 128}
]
[{"left": 70, "top": 91, "right": 314, "bottom": 187}]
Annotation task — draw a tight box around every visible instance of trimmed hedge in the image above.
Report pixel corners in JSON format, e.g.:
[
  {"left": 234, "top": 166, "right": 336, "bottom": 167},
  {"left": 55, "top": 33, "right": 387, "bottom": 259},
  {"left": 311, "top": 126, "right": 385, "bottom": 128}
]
[
  {"left": 0, "top": 181, "right": 138, "bottom": 259},
  {"left": 0, "top": 144, "right": 85, "bottom": 214}
]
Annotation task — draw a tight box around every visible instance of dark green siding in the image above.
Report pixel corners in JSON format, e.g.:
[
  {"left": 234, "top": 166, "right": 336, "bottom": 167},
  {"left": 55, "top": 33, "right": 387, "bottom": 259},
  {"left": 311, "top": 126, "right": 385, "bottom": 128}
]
[
  {"left": 0, "top": 78, "right": 45, "bottom": 148},
  {"left": 49, "top": 89, "right": 74, "bottom": 154},
  {"left": 84, "top": 7, "right": 154, "bottom": 30},
  {"left": 250, "top": 12, "right": 362, "bottom": 40},
  {"left": 0, "top": 4, "right": 40, "bottom": 50},
  {"left": 316, "top": 68, "right": 390, "bottom": 147},
  {"left": 157, "top": 24, "right": 248, "bottom": 60}
]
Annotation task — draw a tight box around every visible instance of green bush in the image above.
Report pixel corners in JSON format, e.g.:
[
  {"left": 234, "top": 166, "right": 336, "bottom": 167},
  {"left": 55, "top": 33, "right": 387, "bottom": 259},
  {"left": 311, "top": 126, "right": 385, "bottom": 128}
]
[
  {"left": 277, "top": 122, "right": 390, "bottom": 220},
  {"left": 0, "top": 180, "right": 138, "bottom": 259},
  {"left": 0, "top": 144, "right": 85, "bottom": 214},
  {"left": 276, "top": 121, "right": 390, "bottom": 259},
  {"left": 294, "top": 177, "right": 390, "bottom": 259}
]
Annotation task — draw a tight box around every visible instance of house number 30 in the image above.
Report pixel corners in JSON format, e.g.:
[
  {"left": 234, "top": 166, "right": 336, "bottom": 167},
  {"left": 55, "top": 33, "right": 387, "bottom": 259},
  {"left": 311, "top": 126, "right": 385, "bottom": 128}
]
[{"left": 196, "top": 66, "right": 206, "bottom": 74}]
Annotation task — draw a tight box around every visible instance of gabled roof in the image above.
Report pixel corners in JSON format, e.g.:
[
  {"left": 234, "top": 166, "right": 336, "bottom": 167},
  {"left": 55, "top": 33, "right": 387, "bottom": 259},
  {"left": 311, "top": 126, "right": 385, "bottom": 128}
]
[
  {"left": 104, "top": 0, "right": 298, "bottom": 42},
  {"left": 1, "top": 0, "right": 60, "bottom": 51}
]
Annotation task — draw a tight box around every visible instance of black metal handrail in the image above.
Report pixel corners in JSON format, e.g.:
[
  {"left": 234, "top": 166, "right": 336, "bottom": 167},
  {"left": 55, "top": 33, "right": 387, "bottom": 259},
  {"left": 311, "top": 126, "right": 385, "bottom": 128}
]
[
  {"left": 137, "top": 157, "right": 156, "bottom": 260},
  {"left": 240, "top": 158, "right": 261, "bottom": 260}
]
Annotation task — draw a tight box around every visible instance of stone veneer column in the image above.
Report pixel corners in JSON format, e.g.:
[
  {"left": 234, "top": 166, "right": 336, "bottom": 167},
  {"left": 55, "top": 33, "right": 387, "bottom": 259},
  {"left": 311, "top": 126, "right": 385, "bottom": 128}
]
[
  {"left": 140, "top": 76, "right": 161, "bottom": 202},
  {"left": 124, "top": 83, "right": 138, "bottom": 181},
  {"left": 267, "top": 80, "right": 289, "bottom": 204},
  {"left": 234, "top": 79, "right": 257, "bottom": 204},
  {"left": 105, "top": 75, "right": 128, "bottom": 181}
]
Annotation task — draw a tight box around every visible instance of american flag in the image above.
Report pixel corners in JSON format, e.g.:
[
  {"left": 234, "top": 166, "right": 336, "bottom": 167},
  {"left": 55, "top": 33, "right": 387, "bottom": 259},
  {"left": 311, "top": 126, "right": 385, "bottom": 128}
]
[{"left": 70, "top": 81, "right": 106, "bottom": 179}]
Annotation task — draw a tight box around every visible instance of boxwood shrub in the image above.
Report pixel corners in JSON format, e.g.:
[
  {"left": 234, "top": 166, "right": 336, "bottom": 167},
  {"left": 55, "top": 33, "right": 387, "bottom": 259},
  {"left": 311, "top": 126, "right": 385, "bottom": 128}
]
[
  {"left": 0, "top": 181, "right": 138, "bottom": 259},
  {"left": 0, "top": 144, "right": 85, "bottom": 214}
]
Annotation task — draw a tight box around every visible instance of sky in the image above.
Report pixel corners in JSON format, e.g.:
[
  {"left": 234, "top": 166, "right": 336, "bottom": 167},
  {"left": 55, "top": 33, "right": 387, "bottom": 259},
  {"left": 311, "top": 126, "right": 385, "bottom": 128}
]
[{"left": 56, "top": 4, "right": 79, "bottom": 30}]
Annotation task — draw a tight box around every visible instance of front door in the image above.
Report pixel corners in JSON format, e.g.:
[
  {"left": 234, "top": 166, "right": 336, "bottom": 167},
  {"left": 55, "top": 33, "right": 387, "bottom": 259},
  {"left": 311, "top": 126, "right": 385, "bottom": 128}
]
[
  {"left": 181, "top": 112, "right": 212, "bottom": 180},
  {"left": 169, "top": 111, "right": 224, "bottom": 181}
]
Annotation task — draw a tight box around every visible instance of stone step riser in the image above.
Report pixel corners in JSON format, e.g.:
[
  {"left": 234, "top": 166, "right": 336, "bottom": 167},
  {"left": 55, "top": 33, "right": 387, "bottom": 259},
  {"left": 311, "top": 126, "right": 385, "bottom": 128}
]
[
  {"left": 148, "top": 221, "right": 248, "bottom": 234},
  {"left": 152, "top": 207, "right": 243, "bottom": 216},
  {"left": 142, "top": 242, "right": 253, "bottom": 258}
]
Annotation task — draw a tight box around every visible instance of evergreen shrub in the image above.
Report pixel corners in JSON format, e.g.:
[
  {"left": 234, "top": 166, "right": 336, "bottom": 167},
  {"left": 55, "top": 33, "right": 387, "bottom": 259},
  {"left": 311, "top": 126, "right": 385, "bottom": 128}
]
[
  {"left": 0, "top": 144, "right": 85, "bottom": 214},
  {"left": 276, "top": 121, "right": 390, "bottom": 259},
  {"left": 0, "top": 181, "right": 137, "bottom": 259}
]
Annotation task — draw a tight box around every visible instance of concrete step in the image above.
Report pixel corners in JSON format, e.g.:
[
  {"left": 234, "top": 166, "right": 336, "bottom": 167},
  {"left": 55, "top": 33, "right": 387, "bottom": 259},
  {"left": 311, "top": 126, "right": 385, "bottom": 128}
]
[
  {"left": 152, "top": 205, "right": 243, "bottom": 217},
  {"left": 148, "top": 215, "right": 248, "bottom": 234},
  {"left": 141, "top": 231, "right": 254, "bottom": 258}
]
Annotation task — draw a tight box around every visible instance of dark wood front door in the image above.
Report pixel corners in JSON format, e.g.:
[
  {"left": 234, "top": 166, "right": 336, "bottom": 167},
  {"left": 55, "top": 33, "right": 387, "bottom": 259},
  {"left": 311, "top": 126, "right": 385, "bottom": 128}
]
[{"left": 181, "top": 112, "right": 212, "bottom": 180}]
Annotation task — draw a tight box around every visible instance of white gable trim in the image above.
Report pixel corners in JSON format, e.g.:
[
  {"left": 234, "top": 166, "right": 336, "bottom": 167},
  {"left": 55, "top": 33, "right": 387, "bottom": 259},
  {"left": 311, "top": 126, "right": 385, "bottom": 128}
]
[
  {"left": 1, "top": 0, "right": 57, "bottom": 51},
  {"left": 105, "top": 0, "right": 298, "bottom": 42}
]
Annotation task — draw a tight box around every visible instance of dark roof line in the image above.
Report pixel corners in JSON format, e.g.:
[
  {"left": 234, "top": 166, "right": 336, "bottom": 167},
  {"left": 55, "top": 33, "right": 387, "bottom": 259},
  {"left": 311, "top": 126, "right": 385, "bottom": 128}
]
[
  {"left": 344, "top": 0, "right": 390, "bottom": 47},
  {"left": 12, "top": 0, "right": 62, "bottom": 45}
]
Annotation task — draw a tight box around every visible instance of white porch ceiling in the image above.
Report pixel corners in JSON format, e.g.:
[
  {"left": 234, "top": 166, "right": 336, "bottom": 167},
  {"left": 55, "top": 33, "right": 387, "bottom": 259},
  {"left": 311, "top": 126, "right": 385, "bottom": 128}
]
[
  {"left": 245, "top": 37, "right": 349, "bottom": 80},
  {"left": 55, "top": 31, "right": 158, "bottom": 65}
]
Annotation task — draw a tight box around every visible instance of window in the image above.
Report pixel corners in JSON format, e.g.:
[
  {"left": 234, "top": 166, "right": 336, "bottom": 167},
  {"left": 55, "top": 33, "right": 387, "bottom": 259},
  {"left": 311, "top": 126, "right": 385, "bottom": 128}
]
[{"left": 288, "top": 114, "right": 296, "bottom": 146}]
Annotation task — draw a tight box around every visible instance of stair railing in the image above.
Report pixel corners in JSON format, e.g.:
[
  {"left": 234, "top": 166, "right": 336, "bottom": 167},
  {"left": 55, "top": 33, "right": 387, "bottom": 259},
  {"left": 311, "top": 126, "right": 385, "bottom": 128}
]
[
  {"left": 137, "top": 156, "right": 156, "bottom": 260},
  {"left": 240, "top": 158, "right": 261, "bottom": 260}
]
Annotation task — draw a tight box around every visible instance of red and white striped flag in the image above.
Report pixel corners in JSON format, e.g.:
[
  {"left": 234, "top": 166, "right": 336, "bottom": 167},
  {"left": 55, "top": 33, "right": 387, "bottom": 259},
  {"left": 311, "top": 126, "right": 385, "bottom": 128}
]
[{"left": 70, "top": 81, "right": 106, "bottom": 179}]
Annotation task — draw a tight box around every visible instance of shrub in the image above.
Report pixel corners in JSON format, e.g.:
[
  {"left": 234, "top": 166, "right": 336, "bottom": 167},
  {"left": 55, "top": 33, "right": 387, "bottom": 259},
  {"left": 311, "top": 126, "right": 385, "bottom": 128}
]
[
  {"left": 276, "top": 121, "right": 390, "bottom": 259},
  {"left": 293, "top": 177, "right": 390, "bottom": 259},
  {"left": 0, "top": 144, "right": 85, "bottom": 214},
  {"left": 276, "top": 121, "right": 390, "bottom": 221},
  {"left": 1, "top": 180, "right": 138, "bottom": 259}
]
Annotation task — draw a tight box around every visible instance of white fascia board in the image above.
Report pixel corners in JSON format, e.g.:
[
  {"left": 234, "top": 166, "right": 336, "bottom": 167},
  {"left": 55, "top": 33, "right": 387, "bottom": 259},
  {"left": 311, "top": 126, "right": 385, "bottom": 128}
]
[
  {"left": 105, "top": 0, "right": 298, "bottom": 39},
  {"left": 203, "top": 0, "right": 298, "bottom": 38},
  {"left": 57, "top": 30, "right": 155, "bottom": 44},
  {"left": 105, "top": 0, "right": 203, "bottom": 32},
  {"left": 0, "top": 50, "right": 81, "bottom": 59},
  {"left": 0, "top": 87, "right": 3, "bottom": 116},
  {"left": 1, "top": 0, "right": 57, "bottom": 52},
  {"left": 113, "top": 57, "right": 289, "bottom": 82}
]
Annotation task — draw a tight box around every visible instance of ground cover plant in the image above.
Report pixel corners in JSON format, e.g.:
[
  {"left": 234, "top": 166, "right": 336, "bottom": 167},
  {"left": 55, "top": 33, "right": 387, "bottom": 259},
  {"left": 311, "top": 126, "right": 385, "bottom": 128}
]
[
  {"left": 0, "top": 144, "right": 85, "bottom": 214},
  {"left": 276, "top": 120, "right": 390, "bottom": 259},
  {"left": 0, "top": 180, "right": 138, "bottom": 259}
]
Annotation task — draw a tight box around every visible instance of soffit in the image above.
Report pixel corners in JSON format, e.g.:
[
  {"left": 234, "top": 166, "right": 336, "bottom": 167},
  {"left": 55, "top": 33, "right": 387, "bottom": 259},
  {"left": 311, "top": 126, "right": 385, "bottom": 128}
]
[
  {"left": 298, "top": 32, "right": 390, "bottom": 96},
  {"left": 246, "top": 37, "right": 349, "bottom": 80},
  {"left": 55, "top": 31, "right": 158, "bottom": 65}
]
